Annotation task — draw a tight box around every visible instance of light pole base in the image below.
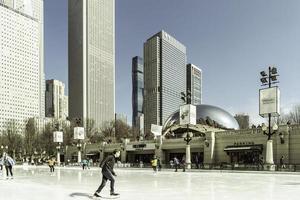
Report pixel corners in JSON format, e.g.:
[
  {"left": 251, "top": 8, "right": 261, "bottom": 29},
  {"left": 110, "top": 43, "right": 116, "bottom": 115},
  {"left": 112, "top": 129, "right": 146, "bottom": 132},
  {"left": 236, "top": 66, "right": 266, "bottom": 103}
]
[
  {"left": 78, "top": 150, "right": 81, "bottom": 163},
  {"left": 266, "top": 140, "right": 274, "bottom": 164},
  {"left": 186, "top": 163, "right": 191, "bottom": 170},
  {"left": 185, "top": 144, "right": 191, "bottom": 169},
  {"left": 264, "top": 164, "right": 276, "bottom": 171}
]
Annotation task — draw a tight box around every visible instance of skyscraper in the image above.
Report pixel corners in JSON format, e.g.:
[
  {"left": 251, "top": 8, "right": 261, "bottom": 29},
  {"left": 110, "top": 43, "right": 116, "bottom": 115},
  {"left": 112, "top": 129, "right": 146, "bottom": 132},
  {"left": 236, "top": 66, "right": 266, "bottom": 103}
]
[
  {"left": 187, "top": 64, "right": 202, "bottom": 105},
  {"left": 0, "top": 0, "right": 44, "bottom": 130},
  {"left": 45, "top": 80, "right": 69, "bottom": 120},
  {"left": 68, "top": 0, "right": 115, "bottom": 128},
  {"left": 144, "top": 30, "right": 186, "bottom": 133},
  {"left": 132, "top": 56, "right": 144, "bottom": 128}
]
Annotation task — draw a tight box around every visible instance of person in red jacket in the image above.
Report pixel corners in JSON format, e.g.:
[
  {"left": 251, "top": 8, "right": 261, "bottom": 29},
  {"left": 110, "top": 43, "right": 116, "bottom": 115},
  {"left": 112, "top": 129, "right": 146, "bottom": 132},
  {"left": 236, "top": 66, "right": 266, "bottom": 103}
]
[{"left": 93, "top": 149, "right": 121, "bottom": 198}]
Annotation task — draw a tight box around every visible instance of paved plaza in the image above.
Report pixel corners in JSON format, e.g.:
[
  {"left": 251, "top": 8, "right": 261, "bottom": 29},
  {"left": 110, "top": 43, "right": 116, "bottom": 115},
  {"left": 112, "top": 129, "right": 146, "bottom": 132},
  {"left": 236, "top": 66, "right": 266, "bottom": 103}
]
[{"left": 1, "top": 166, "right": 300, "bottom": 200}]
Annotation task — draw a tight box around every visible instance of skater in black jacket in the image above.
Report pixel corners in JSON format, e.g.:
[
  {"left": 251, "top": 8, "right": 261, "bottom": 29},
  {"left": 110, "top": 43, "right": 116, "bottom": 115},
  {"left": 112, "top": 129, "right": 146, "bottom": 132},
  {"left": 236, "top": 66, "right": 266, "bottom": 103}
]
[{"left": 94, "top": 149, "right": 121, "bottom": 198}]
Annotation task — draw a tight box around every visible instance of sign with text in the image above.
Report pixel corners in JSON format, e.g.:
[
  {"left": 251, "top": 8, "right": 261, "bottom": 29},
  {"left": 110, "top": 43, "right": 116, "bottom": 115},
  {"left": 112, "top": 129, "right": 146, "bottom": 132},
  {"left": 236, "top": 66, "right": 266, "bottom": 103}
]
[
  {"left": 180, "top": 104, "right": 196, "bottom": 125},
  {"left": 53, "top": 131, "right": 63, "bottom": 143},
  {"left": 74, "top": 127, "right": 85, "bottom": 140},
  {"left": 259, "top": 87, "right": 280, "bottom": 117}
]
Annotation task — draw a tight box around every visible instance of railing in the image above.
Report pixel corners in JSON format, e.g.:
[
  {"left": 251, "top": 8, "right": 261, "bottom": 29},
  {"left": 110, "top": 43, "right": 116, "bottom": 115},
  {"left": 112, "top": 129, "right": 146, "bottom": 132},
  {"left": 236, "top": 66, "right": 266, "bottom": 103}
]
[
  {"left": 113, "top": 162, "right": 300, "bottom": 172},
  {"left": 185, "top": 163, "right": 300, "bottom": 172}
]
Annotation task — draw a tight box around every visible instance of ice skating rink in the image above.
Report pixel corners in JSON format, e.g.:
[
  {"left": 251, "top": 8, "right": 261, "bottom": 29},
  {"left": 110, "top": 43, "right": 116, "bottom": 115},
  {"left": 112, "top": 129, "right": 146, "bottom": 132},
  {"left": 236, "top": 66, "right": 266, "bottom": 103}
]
[{"left": 1, "top": 166, "right": 300, "bottom": 200}]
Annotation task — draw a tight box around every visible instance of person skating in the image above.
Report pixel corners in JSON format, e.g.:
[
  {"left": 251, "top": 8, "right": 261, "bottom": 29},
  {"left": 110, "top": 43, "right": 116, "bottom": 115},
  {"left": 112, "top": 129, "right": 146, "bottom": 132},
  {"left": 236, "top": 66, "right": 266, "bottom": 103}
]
[
  {"left": 174, "top": 157, "right": 180, "bottom": 172},
  {"left": 48, "top": 157, "right": 56, "bottom": 173},
  {"left": 94, "top": 149, "right": 120, "bottom": 198},
  {"left": 181, "top": 156, "right": 186, "bottom": 172},
  {"left": 157, "top": 158, "right": 162, "bottom": 171},
  {"left": 0, "top": 156, "right": 3, "bottom": 173},
  {"left": 280, "top": 156, "right": 286, "bottom": 170},
  {"left": 3, "top": 153, "right": 15, "bottom": 179},
  {"left": 82, "top": 158, "right": 88, "bottom": 170},
  {"left": 151, "top": 156, "right": 158, "bottom": 172}
]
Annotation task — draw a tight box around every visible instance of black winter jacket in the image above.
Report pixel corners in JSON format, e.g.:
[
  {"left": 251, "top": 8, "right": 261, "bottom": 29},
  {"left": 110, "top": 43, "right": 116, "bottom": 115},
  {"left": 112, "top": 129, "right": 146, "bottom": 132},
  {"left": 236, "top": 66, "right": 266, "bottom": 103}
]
[{"left": 100, "top": 155, "right": 116, "bottom": 175}]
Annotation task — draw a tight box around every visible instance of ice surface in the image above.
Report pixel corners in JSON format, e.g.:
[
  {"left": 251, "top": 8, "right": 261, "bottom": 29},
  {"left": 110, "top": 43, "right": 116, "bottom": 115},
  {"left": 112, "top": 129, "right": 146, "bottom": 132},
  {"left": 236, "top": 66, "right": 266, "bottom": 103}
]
[{"left": 1, "top": 166, "right": 300, "bottom": 200}]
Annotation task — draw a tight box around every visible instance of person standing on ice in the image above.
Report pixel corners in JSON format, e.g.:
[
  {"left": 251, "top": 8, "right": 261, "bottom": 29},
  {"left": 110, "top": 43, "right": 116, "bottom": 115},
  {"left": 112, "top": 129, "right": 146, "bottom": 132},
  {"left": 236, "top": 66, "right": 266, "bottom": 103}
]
[
  {"left": 174, "top": 157, "right": 180, "bottom": 172},
  {"left": 48, "top": 157, "right": 56, "bottom": 173},
  {"left": 151, "top": 156, "right": 158, "bottom": 172},
  {"left": 93, "top": 149, "right": 120, "bottom": 198},
  {"left": 181, "top": 156, "right": 186, "bottom": 172},
  {"left": 0, "top": 156, "right": 3, "bottom": 171},
  {"left": 3, "top": 153, "right": 15, "bottom": 179}
]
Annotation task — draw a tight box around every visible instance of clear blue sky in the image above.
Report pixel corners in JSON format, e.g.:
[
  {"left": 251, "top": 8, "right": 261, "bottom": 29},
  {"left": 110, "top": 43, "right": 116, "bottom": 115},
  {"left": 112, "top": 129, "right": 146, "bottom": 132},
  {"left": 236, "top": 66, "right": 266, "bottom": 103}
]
[{"left": 45, "top": 0, "right": 300, "bottom": 125}]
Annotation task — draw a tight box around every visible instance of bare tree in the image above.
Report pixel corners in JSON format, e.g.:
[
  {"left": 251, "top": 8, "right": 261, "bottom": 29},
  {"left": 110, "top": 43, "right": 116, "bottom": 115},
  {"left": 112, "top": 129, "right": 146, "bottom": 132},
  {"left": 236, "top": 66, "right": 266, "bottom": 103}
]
[
  {"left": 115, "top": 119, "right": 131, "bottom": 142},
  {"left": 289, "top": 104, "right": 300, "bottom": 124},
  {"left": 24, "top": 118, "right": 36, "bottom": 156},
  {"left": 278, "top": 104, "right": 300, "bottom": 125},
  {"left": 62, "top": 121, "right": 74, "bottom": 146},
  {"left": 85, "top": 118, "right": 97, "bottom": 143},
  {"left": 2, "top": 120, "right": 23, "bottom": 159},
  {"left": 234, "top": 114, "right": 250, "bottom": 129},
  {"left": 40, "top": 123, "right": 56, "bottom": 156},
  {"left": 100, "top": 121, "right": 115, "bottom": 138}
]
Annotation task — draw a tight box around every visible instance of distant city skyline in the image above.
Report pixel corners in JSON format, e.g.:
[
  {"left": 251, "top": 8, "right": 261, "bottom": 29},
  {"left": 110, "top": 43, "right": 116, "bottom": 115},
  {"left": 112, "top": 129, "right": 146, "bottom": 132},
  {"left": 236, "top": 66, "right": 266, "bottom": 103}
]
[{"left": 45, "top": 0, "right": 300, "bottom": 125}]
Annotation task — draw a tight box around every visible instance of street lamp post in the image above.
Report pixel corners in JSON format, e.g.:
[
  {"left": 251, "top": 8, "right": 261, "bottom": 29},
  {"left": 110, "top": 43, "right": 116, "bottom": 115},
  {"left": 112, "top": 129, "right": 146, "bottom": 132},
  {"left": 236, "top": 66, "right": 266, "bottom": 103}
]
[
  {"left": 180, "top": 90, "right": 196, "bottom": 170},
  {"left": 259, "top": 66, "right": 280, "bottom": 170},
  {"left": 261, "top": 123, "right": 278, "bottom": 165},
  {"left": 53, "top": 123, "right": 63, "bottom": 166},
  {"left": 1, "top": 145, "right": 4, "bottom": 156},
  {"left": 76, "top": 142, "right": 82, "bottom": 163},
  {"left": 183, "top": 132, "right": 193, "bottom": 169},
  {"left": 1, "top": 145, "right": 8, "bottom": 155},
  {"left": 74, "top": 118, "right": 84, "bottom": 164}
]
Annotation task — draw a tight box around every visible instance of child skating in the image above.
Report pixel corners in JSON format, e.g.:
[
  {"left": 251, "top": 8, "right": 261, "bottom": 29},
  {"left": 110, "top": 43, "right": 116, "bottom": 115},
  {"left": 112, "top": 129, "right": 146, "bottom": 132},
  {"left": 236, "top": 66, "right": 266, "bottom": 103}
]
[
  {"left": 93, "top": 149, "right": 120, "bottom": 199},
  {"left": 48, "top": 157, "right": 56, "bottom": 174}
]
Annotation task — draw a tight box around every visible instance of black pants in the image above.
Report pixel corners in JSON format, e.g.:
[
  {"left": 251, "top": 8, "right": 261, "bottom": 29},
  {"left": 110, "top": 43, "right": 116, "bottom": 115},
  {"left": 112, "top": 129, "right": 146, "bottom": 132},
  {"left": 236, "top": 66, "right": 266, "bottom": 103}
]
[
  {"left": 175, "top": 164, "right": 179, "bottom": 172},
  {"left": 152, "top": 166, "right": 157, "bottom": 171},
  {"left": 5, "top": 166, "right": 13, "bottom": 177},
  {"left": 49, "top": 165, "right": 55, "bottom": 172},
  {"left": 96, "top": 170, "right": 115, "bottom": 194}
]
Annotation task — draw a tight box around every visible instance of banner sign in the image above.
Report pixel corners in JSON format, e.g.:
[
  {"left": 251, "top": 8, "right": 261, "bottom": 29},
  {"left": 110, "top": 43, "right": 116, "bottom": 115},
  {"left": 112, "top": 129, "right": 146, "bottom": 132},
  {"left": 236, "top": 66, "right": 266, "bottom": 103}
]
[
  {"left": 259, "top": 87, "right": 280, "bottom": 117},
  {"left": 53, "top": 131, "right": 63, "bottom": 143},
  {"left": 74, "top": 127, "right": 85, "bottom": 140},
  {"left": 180, "top": 104, "right": 196, "bottom": 125}
]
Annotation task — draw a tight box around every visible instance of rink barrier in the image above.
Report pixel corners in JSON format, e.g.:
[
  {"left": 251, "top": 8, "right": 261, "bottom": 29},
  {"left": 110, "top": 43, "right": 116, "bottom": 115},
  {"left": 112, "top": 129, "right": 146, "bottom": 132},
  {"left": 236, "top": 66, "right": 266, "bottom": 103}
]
[
  {"left": 13, "top": 162, "right": 300, "bottom": 172},
  {"left": 115, "top": 163, "right": 300, "bottom": 172}
]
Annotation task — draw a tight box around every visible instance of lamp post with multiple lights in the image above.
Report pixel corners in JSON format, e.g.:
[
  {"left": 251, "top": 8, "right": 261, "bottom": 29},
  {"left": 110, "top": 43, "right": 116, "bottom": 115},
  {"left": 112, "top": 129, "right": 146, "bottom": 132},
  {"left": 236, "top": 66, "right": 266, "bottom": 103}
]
[
  {"left": 180, "top": 90, "right": 195, "bottom": 170},
  {"left": 259, "top": 66, "right": 280, "bottom": 170}
]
